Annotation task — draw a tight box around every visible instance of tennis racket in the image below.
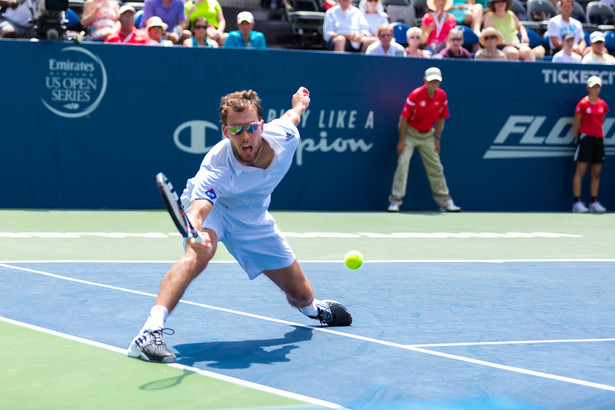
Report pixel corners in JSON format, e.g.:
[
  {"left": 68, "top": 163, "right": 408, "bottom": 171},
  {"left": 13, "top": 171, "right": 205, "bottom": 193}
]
[{"left": 156, "top": 172, "right": 203, "bottom": 243}]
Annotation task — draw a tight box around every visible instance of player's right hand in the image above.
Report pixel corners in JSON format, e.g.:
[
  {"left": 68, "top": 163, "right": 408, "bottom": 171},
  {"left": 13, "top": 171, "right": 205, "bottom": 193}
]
[{"left": 188, "top": 233, "right": 213, "bottom": 255}]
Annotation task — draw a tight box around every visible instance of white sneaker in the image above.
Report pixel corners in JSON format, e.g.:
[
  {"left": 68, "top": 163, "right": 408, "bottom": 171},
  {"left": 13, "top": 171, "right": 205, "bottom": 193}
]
[
  {"left": 387, "top": 202, "right": 400, "bottom": 212},
  {"left": 572, "top": 201, "right": 589, "bottom": 213},
  {"left": 589, "top": 201, "right": 607, "bottom": 213},
  {"left": 439, "top": 203, "right": 461, "bottom": 212}
]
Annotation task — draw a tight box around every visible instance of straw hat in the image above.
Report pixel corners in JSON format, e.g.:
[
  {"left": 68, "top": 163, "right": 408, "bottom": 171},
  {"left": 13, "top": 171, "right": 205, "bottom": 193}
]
[
  {"left": 479, "top": 27, "right": 503, "bottom": 46},
  {"left": 426, "top": 0, "right": 453, "bottom": 11},
  {"left": 146, "top": 16, "right": 168, "bottom": 31}
]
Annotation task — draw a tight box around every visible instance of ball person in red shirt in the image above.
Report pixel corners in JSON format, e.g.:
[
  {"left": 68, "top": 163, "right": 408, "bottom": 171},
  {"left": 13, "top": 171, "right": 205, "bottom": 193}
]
[
  {"left": 571, "top": 75, "right": 609, "bottom": 213},
  {"left": 388, "top": 67, "right": 460, "bottom": 212}
]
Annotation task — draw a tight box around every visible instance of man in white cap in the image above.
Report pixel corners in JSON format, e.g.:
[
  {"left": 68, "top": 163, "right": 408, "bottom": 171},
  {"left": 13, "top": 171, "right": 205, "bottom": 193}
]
[
  {"left": 582, "top": 31, "right": 615, "bottom": 65},
  {"left": 224, "top": 11, "right": 266, "bottom": 49},
  {"left": 105, "top": 5, "right": 149, "bottom": 44},
  {"left": 571, "top": 75, "right": 609, "bottom": 212},
  {"left": 388, "top": 67, "right": 460, "bottom": 213}
]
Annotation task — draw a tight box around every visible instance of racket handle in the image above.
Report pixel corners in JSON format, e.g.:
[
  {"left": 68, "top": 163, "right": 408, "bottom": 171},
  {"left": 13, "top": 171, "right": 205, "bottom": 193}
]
[{"left": 192, "top": 230, "right": 204, "bottom": 243}]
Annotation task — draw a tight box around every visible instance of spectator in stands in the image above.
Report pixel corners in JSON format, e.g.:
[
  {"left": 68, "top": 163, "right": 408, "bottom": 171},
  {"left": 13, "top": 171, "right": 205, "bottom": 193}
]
[
  {"left": 421, "top": 0, "right": 457, "bottom": 54},
  {"left": 0, "top": 0, "right": 37, "bottom": 38},
  {"left": 185, "top": 0, "right": 227, "bottom": 46},
  {"left": 552, "top": 32, "right": 581, "bottom": 62},
  {"left": 366, "top": 23, "right": 405, "bottom": 55},
  {"left": 474, "top": 26, "right": 507, "bottom": 59},
  {"left": 323, "top": 0, "right": 375, "bottom": 52},
  {"left": 224, "top": 11, "right": 266, "bottom": 49},
  {"left": 483, "top": 0, "right": 540, "bottom": 61},
  {"left": 141, "top": 0, "right": 191, "bottom": 44},
  {"left": 405, "top": 26, "right": 432, "bottom": 57},
  {"left": 546, "top": 0, "right": 585, "bottom": 57},
  {"left": 183, "top": 16, "right": 218, "bottom": 47},
  {"left": 582, "top": 31, "right": 615, "bottom": 64},
  {"left": 388, "top": 67, "right": 460, "bottom": 213},
  {"left": 147, "top": 16, "right": 173, "bottom": 46},
  {"left": 439, "top": 27, "right": 471, "bottom": 58},
  {"left": 361, "top": 0, "right": 389, "bottom": 37},
  {"left": 571, "top": 75, "right": 609, "bottom": 213},
  {"left": 81, "top": 0, "right": 120, "bottom": 41},
  {"left": 105, "top": 5, "right": 149, "bottom": 44},
  {"left": 449, "top": 0, "right": 482, "bottom": 36}
]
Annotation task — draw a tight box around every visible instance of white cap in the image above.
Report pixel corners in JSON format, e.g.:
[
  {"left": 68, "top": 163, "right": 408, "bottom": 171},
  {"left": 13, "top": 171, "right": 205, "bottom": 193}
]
[
  {"left": 119, "top": 4, "right": 136, "bottom": 15},
  {"left": 237, "top": 11, "right": 254, "bottom": 24},
  {"left": 590, "top": 31, "right": 605, "bottom": 43},
  {"left": 425, "top": 67, "right": 442, "bottom": 82},
  {"left": 587, "top": 75, "right": 602, "bottom": 87}
]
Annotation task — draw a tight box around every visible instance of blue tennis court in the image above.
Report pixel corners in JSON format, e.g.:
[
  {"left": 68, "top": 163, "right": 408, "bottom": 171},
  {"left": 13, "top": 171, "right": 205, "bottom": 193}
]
[{"left": 2, "top": 259, "right": 615, "bottom": 409}]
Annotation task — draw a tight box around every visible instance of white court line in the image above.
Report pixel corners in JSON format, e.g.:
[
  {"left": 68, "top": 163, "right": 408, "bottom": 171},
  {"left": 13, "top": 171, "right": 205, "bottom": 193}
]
[
  {"left": 2, "top": 262, "right": 615, "bottom": 394},
  {"left": 412, "top": 338, "right": 615, "bottom": 347},
  {"left": 2, "top": 259, "right": 615, "bottom": 264},
  {"left": 0, "top": 316, "right": 343, "bottom": 409}
]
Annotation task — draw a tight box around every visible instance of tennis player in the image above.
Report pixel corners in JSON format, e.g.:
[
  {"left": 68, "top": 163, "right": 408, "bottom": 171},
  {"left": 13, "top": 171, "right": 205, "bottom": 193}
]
[
  {"left": 571, "top": 76, "right": 608, "bottom": 213},
  {"left": 128, "top": 87, "right": 352, "bottom": 363}
]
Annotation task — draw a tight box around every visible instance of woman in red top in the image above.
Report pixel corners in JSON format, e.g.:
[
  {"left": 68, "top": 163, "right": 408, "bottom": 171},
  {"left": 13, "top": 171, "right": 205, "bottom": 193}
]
[
  {"left": 571, "top": 75, "right": 609, "bottom": 213},
  {"left": 421, "top": 0, "right": 456, "bottom": 53}
]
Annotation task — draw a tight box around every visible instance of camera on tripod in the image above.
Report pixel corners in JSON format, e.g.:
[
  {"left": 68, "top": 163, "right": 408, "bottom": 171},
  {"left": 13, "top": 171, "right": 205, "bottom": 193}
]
[{"left": 34, "top": 0, "right": 69, "bottom": 40}]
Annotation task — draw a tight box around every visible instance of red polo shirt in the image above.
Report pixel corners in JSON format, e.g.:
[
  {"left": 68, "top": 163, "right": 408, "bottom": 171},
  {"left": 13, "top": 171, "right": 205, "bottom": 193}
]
[
  {"left": 105, "top": 27, "right": 150, "bottom": 45},
  {"left": 401, "top": 85, "right": 449, "bottom": 133},
  {"left": 576, "top": 96, "right": 609, "bottom": 137}
]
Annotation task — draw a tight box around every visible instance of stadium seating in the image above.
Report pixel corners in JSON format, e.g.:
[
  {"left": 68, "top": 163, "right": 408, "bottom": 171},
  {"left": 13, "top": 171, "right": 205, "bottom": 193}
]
[
  {"left": 391, "top": 21, "right": 410, "bottom": 45},
  {"left": 585, "top": 1, "right": 615, "bottom": 31}
]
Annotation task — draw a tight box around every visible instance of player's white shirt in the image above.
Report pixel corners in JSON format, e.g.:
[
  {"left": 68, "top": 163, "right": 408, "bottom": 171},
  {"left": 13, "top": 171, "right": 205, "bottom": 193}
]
[
  {"left": 181, "top": 117, "right": 299, "bottom": 227},
  {"left": 546, "top": 15, "right": 584, "bottom": 50},
  {"left": 552, "top": 50, "right": 582, "bottom": 63}
]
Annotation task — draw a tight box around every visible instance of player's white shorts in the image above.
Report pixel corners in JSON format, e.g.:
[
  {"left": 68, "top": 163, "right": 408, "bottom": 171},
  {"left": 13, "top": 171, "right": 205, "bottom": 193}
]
[{"left": 203, "top": 206, "right": 296, "bottom": 280}]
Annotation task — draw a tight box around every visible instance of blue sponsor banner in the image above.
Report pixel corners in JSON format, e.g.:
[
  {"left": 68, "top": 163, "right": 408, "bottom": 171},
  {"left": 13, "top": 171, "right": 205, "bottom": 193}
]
[{"left": 0, "top": 40, "right": 613, "bottom": 211}]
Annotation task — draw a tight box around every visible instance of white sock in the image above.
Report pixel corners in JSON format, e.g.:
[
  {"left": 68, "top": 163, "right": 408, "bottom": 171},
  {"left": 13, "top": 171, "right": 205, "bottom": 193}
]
[
  {"left": 140, "top": 305, "right": 169, "bottom": 333},
  {"left": 298, "top": 300, "right": 319, "bottom": 317}
]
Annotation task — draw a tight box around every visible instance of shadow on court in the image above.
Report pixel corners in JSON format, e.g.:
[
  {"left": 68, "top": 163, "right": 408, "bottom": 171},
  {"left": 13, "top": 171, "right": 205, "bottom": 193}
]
[{"left": 174, "top": 326, "right": 313, "bottom": 369}]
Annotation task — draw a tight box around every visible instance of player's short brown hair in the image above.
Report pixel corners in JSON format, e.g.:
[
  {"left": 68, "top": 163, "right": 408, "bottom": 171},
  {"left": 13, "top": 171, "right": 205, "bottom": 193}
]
[{"left": 219, "top": 90, "right": 262, "bottom": 125}]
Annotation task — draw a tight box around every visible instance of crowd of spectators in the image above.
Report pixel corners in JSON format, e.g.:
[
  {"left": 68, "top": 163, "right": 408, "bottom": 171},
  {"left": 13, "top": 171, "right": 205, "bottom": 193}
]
[
  {"left": 0, "top": 0, "right": 264, "bottom": 49},
  {"left": 0, "top": 0, "right": 614, "bottom": 62}
]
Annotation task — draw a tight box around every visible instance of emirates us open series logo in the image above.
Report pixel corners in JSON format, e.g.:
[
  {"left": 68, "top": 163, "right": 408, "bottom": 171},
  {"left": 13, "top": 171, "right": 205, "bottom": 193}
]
[{"left": 42, "top": 46, "right": 107, "bottom": 118}]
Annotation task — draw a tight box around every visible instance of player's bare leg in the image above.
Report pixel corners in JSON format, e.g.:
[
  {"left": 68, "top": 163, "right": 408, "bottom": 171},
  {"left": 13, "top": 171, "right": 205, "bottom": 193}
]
[
  {"left": 264, "top": 260, "right": 352, "bottom": 326},
  {"left": 128, "top": 229, "right": 218, "bottom": 363}
]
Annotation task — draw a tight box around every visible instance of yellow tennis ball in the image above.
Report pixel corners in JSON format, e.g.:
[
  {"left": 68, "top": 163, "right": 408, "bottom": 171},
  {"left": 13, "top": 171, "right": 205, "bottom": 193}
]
[{"left": 344, "top": 250, "right": 363, "bottom": 270}]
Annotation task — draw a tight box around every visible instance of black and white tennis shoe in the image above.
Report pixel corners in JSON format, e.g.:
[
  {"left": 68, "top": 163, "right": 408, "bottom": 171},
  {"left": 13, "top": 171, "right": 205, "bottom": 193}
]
[
  {"left": 127, "top": 328, "right": 176, "bottom": 363},
  {"left": 310, "top": 300, "right": 352, "bottom": 326}
]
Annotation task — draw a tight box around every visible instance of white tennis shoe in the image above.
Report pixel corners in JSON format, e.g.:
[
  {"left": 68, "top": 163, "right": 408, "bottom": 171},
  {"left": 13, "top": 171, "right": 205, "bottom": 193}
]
[
  {"left": 572, "top": 201, "right": 589, "bottom": 213},
  {"left": 387, "top": 202, "right": 400, "bottom": 212},
  {"left": 589, "top": 201, "right": 606, "bottom": 213},
  {"left": 127, "top": 328, "right": 176, "bottom": 363}
]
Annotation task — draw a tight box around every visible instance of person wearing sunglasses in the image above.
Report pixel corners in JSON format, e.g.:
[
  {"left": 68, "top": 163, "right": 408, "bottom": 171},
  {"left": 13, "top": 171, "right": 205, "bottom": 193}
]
[
  {"left": 128, "top": 87, "right": 353, "bottom": 363},
  {"left": 405, "top": 26, "right": 432, "bottom": 58},
  {"left": 483, "top": 0, "right": 541, "bottom": 61},
  {"left": 183, "top": 16, "right": 218, "bottom": 47},
  {"left": 366, "top": 23, "right": 406, "bottom": 56},
  {"left": 438, "top": 27, "right": 471, "bottom": 58},
  {"left": 224, "top": 11, "right": 266, "bottom": 49},
  {"left": 474, "top": 26, "right": 507, "bottom": 60}
]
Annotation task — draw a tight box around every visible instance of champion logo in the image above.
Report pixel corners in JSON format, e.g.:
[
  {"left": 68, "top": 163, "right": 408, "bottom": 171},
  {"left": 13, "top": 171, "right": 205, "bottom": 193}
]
[{"left": 205, "top": 189, "right": 217, "bottom": 200}]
